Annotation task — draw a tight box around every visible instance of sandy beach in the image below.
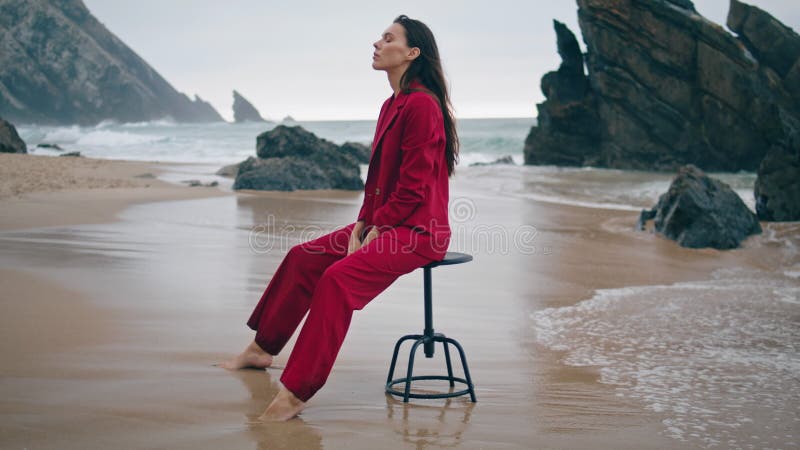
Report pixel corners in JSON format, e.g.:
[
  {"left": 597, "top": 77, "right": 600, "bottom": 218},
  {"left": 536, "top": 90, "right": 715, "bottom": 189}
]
[{"left": 1, "top": 155, "right": 796, "bottom": 449}]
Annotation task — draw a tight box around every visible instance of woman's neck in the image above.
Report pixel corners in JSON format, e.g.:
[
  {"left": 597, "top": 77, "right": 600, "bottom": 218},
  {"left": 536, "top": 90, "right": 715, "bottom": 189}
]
[{"left": 387, "top": 66, "right": 408, "bottom": 97}]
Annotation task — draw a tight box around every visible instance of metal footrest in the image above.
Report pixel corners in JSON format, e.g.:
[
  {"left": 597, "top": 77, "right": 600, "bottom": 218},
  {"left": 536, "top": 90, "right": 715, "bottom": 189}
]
[
  {"left": 385, "top": 333, "right": 476, "bottom": 403},
  {"left": 386, "top": 375, "right": 473, "bottom": 400}
]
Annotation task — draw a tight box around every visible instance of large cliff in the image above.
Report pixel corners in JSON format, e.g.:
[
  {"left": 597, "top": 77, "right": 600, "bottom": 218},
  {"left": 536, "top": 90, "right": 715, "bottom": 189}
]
[
  {"left": 0, "top": 0, "right": 224, "bottom": 125},
  {"left": 524, "top": 0, "right": 799, "bottom": 174}
]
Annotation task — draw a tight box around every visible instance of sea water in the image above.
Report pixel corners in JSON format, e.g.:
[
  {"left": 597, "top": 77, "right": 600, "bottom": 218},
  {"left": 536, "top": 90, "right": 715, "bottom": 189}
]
[{"left": 16, "top": 118, "right": 757, "bottom": 211}]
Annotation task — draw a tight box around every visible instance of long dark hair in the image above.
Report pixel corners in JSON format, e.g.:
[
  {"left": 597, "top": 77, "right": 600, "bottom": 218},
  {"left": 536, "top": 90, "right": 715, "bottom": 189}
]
[{"left": 394, "top": 15, "right": 459, "bottom": 177}]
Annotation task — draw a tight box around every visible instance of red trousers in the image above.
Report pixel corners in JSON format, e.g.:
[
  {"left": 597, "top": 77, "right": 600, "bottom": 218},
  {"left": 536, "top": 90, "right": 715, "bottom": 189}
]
[{"left": 247, "top": 222, "right": 434, "bottom": 402}]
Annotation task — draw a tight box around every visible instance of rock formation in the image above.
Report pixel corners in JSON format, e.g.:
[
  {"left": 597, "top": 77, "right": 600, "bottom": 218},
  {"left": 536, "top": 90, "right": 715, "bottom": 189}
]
[
  {"left": 232, "top": 125, "right": 364, "bottom": 191},
  {"left": 0, "top": 118, "right": 27, "bottom": 153},
  {"left": 0, "top": 0, "right": 224, "bottom": 125},
  {"left": 339, "top": 141, "right": 371, "bottom": 164},
  {"left": 233, "top": 90, "right": 266, "bottom": 123},
  {"left": 524, "top": 21, "right": 600, "bottom": 167},
  {"left": 754, "top": 145, "right": 800, "bottom": 221},
  {"left": 728, "top": 0, "right": 800, "bottom": 221},
  {"left": 638, "top": 165, "right": 761, "bottom": 249},
  {"left": 525, "top": 0, "right": 799, "bottom": 176}
]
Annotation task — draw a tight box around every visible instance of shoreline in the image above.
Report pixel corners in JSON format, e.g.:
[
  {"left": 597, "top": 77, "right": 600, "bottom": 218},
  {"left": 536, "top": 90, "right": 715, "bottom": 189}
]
[{"left": 0, "top": 153, "right": 230, "bottom": 231}]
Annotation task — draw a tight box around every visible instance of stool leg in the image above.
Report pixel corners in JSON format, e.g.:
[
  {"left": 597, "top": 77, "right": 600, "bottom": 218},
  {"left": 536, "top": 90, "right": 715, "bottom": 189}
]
[
  {"left": 441, "top": 339, "right": 455, "bottom": 387},
  {"left": 386, "top": 334, "right": 422, "bottom": 385},
  {"left": 404, "top": 338, "right": 425, "bottom": 403},
  {"left": 444, "top": 337, "right": 477, "bottom": 402}
]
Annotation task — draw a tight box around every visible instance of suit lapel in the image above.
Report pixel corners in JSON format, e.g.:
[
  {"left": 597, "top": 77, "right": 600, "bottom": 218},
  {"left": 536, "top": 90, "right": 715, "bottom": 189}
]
[{"left": 371, "top": 92, "right": 409, "bottom": 153}]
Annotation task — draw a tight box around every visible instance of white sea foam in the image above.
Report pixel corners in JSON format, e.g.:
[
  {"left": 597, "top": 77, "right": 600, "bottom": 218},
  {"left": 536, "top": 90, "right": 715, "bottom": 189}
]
[
  {"left": 78, "top": 129, "right": 169, "bottom": 147},
  {"left": 531, "top": 268, "right": 800, "bottom": 448}
]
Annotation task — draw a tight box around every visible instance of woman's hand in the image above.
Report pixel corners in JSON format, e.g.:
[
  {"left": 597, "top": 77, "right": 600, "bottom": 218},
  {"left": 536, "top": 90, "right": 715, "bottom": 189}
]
[
  {"left": 360, "top": 226, "right": 380, "bottom": 247},
  {"left": 347, "top": 221, "right": 366, "bottom": 255}
]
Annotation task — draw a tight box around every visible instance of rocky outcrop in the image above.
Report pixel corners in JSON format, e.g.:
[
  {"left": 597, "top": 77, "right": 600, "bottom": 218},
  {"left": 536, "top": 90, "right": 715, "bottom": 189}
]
[
  {"left": 339, "top": 141, "right": 371, "bottom": 164},
  {"left": 728, "top": 0, "right": 800, "bottom": 221},
  {"left": 638, "top": 165, "right": 761, "bottom": 249},
  {"left": 232, "top": 125, "right": 364, "bottom": 191},
  {"left": 0, "top": 118, "right": 26, "bottom": 153},
  {"left": 233, "top": 90, "right": 266, "bottom": 123},
  {"left": 525, "top": 0, "right": 800, "bottom": 175},
  {"left": 524, "top": 20, "right": 600, "bottom": 166},
  {"left": 754, "top": 145, "right": 800, "bottom": 221},
  {"left": 0, "top": 0, "right": 224, "bottom": 125}
]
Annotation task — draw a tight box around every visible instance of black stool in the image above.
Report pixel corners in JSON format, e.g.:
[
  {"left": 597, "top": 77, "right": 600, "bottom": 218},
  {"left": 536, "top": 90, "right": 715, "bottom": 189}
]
[{"left": 385, "top": 251, "right": 477, "bottom": 403}]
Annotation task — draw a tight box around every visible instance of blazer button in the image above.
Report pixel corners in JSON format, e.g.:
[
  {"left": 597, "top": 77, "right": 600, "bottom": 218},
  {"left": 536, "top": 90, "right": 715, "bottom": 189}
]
[{"left": 375, "top": 188, "right": 380, "bottom": 195}]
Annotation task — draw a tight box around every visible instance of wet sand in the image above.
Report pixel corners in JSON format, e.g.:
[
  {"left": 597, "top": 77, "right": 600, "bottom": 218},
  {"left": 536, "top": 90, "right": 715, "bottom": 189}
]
[{"left": 0, "top": 157, "right": 782, "bottom": 449}]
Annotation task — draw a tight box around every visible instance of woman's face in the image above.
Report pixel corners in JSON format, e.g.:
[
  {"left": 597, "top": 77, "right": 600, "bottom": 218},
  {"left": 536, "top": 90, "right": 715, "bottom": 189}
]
[{"left": 372, "top": 23, "right": 418, "bottom": 72}]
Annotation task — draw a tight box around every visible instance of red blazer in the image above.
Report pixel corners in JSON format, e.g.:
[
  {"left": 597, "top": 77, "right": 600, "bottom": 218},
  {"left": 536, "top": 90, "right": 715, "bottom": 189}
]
[{"left": 357, "top": 81, "right": 451, "bottom": 261}]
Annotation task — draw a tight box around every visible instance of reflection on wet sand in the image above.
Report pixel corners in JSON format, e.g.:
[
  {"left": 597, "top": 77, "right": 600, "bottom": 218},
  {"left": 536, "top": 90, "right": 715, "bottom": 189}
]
[
  {"left": 386, "top": 397, "right": 475, "bottom": 449},
  {"left": 228, "top": 369, "right": 324, "bottom": 450}
]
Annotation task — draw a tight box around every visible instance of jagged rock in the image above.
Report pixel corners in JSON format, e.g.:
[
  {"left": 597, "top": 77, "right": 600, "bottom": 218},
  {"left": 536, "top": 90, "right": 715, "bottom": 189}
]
[
  {"left": 0, "top": 0, "right": 224, "bottom": 125},
  {"left": 639, "top": 165, "right": 761, "bottom": 249},
  {"left": 233, "top": 90, "right": 266, "bottom": 123},
  {"left": 0, "top": 118, "right": 26, "bottom": 153},
  {"left": 524, "top": 20, "right": 600, "bottom": 166},
  {"left": 340, "top": 141, "right": 371, "bottom": 164},
  {"left": 524, "top": 0, "right": 800, "bottom": 174},
  {"left": 728, "top": 0, "right": 800, "bottom": 82},
  {"left": 470, "top": 155, "right": 516, "bottom": 166},
  {"left": 755, "top": 145, "right": 800, "bottom": 221},
  {"left": 232, "top": 125, "right": 363, "bottom": 191}
]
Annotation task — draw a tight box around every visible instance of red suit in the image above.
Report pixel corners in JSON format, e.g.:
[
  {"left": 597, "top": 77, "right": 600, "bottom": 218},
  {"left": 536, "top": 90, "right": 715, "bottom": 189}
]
[{"left": 247, "top": 81, "right": 451, "bottom": 402}]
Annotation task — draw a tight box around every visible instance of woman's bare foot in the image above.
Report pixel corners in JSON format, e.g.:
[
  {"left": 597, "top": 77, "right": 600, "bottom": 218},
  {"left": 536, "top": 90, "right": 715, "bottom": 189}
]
[
  {"left": 258, "top": 387, "right": 306, "bottom": 421},
  {"left": 218, "top": 340, "right": 273, "bottom": 370}
]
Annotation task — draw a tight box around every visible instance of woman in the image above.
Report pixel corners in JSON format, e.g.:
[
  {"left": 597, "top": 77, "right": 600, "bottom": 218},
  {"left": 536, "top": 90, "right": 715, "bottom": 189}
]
[{"left": 221, "top": 14, "right": 458, "bottom": 421}]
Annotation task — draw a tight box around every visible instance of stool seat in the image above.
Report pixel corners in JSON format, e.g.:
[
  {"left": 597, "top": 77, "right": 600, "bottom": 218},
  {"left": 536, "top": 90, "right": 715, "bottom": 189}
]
[
  {"left": 424, "top": 251, "right": 473, "bottom": 268},
  {"left": 385, "top": 251, "right": 476, "bottom": 403}
]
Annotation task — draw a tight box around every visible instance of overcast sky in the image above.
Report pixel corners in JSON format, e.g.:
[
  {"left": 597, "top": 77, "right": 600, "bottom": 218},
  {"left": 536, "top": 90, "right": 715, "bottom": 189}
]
[{"left": 83, "top": 0, "right": 799, "bottom": 121}]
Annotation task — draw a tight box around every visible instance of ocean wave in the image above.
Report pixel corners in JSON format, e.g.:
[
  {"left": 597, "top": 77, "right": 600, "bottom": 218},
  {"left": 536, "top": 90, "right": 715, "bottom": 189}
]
[
  {"left": 74, "top": 129, "right": 169, "bottom": 147},
  {"left": 531, "top": 267, "right": 800, "bottom": 448}
]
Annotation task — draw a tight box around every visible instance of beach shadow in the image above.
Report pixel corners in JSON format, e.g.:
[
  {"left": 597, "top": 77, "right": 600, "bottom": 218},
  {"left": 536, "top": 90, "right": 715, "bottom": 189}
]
[
  {"left": 227, "top": 368, "right": 323, "bottom": 450},
  {"left": 385, "top": 394, "right": 475, "bottom": 449}
]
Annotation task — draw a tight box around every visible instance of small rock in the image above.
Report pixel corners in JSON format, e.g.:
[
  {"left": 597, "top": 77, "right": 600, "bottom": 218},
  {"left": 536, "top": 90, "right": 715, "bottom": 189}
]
[
  {"left": 639, "top": 165, "right": 762, "bottom": 249},
  {"left": 37, "top": 143, "right": 64, "bottom": 151},
  {"left": 59, "top": 151, "right": 81, "bottom": 157},
  {"left": 182, "top": 179, "right": 219, "bottom": 187},
  {"left": 470, "top": 155, "right": 516, "bottom": 166}
]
